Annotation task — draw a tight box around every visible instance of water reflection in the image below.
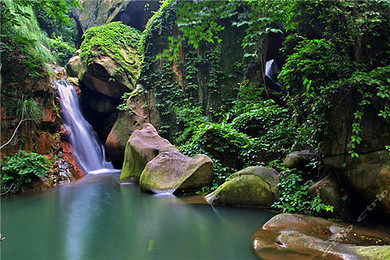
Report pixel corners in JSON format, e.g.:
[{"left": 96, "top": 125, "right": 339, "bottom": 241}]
[{"left": 61, "top": 177, "right": 102, "bottom": 260}]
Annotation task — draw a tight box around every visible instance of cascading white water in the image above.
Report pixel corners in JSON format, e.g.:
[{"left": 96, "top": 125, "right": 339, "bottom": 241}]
[{"left": 56, "top": 80, "right": 113, "bottom": 173}]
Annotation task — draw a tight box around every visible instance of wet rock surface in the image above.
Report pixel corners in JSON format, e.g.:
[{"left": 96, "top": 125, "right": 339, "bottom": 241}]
[
  {"left": 251, "top": 214, "right": 390, "bottom": 260},
  {"left": 120, "top": 123, "right": 173, "bottom": 182}
]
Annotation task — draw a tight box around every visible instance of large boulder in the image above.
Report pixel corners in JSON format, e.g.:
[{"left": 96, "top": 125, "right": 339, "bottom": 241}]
[
  {"left": 120, "top": 123, "right": 172, "bottom": 182},
  {"left": 139, "top": 152, "right": 213, "bottom": 194},
  {"left": 82, "top": 56, "right": 134, "bottom": 98},
  {"left": 252, "top": 214, "right": 390, "bottom": 260},
  {"left": 65, "top": 51, "right": 86, "bottom": 79},
  {"left": 105, "top": 85, "right": 160, "bottom": 167},
  {"left": 323, "top": 87, "right": 390, "bottom": 217},
  {"left": 205, "top": 166, "right": 279, "bottom": 207},
  {"left": 284, "top": 150, "right": 317, "bottom": 169}
]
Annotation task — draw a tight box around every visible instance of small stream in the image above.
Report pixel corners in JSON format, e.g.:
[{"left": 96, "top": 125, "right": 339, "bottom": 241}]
[{"left": 1, "top": 171, "right": 274, "bottom": 260}]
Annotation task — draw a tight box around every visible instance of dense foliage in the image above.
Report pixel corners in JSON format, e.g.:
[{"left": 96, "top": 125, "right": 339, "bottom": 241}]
[
  {"left": 1, "top": 0, "right": 80, "bottom": 77},
  {"left": 1, "top": 150, "right": 50, "bottom": 194},
  {"left": 131, "top": 0, "right": 390, "bottom": 215},
  {"left": 272, "top": 170, "right": 334, "bottom": 215}
]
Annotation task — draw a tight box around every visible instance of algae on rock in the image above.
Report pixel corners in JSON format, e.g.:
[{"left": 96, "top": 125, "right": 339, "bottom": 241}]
[{"left": 206, "top": 166, "right": 279, "bottom": 207}]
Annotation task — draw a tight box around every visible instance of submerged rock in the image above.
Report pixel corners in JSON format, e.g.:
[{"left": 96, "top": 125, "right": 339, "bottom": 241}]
[
  {"left": 140, "top": 152, "right": 213, "bottom": 194},
  {"left": 205, "top": 166, "right": 279, "bottom": 207},
  {"left": 252, "top": 213, "right": 390, "bottom": 260}
]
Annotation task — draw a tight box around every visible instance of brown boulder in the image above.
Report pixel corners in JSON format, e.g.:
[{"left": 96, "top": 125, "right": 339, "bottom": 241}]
[
  {"left": 252, "top": 214, "right": 390, "bottom": 260},
  {"left": 308, "top": 175, "right": 351, "bottom": 217}
]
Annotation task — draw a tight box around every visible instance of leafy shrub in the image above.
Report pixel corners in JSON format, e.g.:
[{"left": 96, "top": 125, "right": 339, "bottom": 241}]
[
  {"left": 178, "top": 122, "right": 248, "bottom": 188},
  {"left": 272, "top": 169, "right": 333, "bottom": 216},
  {"left": 48, "top": 33, "right": 75, "bottom": 65},
  {"left": 1, "top": 150, "right": 50, "bottom": 194}
]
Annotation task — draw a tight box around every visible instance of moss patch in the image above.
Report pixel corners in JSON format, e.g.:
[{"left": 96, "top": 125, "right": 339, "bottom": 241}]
[{"left": 80, "top": 22, "right": 141, "bottom": 80}]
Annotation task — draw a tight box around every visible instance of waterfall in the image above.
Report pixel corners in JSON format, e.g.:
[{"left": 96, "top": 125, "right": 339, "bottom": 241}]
[{"left": 56, "top": 80, "right": 113, "bottom": 173}]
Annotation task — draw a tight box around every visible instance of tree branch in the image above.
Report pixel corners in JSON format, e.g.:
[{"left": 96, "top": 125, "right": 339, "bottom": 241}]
[
  {"left": 0, "top": 117, "right": 35, "bottom": 150},
  {"left": 0, "top": 183, "right": 14, "bottom": 196}
]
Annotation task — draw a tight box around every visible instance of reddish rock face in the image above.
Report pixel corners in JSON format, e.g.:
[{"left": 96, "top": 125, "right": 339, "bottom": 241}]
[
  {"left": 1, "top": 107, "right": 7, "bottom": 122},
  {"left": 43, "top": 108, "right": 56, "bottom": 123},
  {"left": 60, "top": 141, "right": 85, "bottom": 179},
  {"left": 252, "top": 214, "right": 390, "bottom": 260},
  {"left": 36, "top": 132, "right": 52, "bottom": 154}
]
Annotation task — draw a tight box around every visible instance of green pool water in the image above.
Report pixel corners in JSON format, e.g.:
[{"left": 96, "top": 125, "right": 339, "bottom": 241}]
[{"left": 1, "top": 171, "right": 274, "bottom": 260}]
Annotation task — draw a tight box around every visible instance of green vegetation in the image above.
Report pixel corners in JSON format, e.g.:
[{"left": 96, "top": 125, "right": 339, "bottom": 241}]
[
  {"left": 1, "top": 0, "right": 80, "bottom": 194},
  {"left": 1, "top": 0, "right": 80, "bottom": 79},
  {"left": 1, "top": 150, "right": 50, "bottom": 194},
  {"left": 128, "top": 0, "right": 390, "bottom": 215},
  {"left": 80, "top": 22, "right": 141, "bottom": 79},
  {"left": 47, "top": 34, "right": 76, "bottom": 66},
  {"left": 272, "top": 170, "right": 334, "bottom": 215}
]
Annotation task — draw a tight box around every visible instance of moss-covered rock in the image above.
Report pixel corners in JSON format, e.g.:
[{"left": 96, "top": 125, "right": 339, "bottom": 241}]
[
  {"left": 65, "top": 51, "right": 86, "bottom": 80},
  {"left": 308, "top": 175, "right": 351, "bottom": 217},
  {"left": 252, "top": 214, "right": 390, "bottom": 260},
  {"left": 77, "top": 22, "right": 141, "bottom": 97},
  {"left": 139, "top": 153, "right": 213, "bottom": 194},
  {"left": 284, "top": 150, "right": 317, "bottom": 169},
  {"left": 352, "top": 246, "right": 390, "bottom": 259},
  {"left": 64, "top": 22, "right": 142, "bottom": 142},
  {"left": 205, "top": 166, "right": 279, "bottom": 207},
  {"left": 120, "top": 123, "right": 213, "bottom": 193},
  {"left": 120, "top": 123, "right": 173, "bottom": 182}
]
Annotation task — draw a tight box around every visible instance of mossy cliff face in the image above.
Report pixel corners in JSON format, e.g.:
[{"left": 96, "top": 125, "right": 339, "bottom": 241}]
[
  {"left": 137, "top": 1, "right": 246, "bottom": 138},
  {"left": 323, "top": 88, "right": 390, "bottom": 217},
  {"left": 72, "top": 0, "right": 160, "bottom": 39}
]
